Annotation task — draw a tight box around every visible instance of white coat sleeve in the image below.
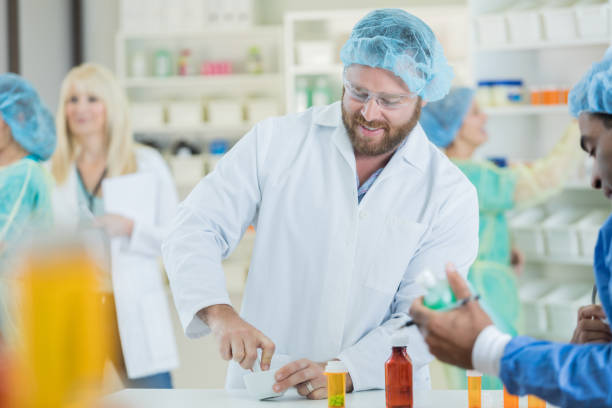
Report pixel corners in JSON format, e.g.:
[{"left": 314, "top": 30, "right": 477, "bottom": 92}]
[
  {"left": 162, "top": 125, "right": 266, "bottom": 338},
  {"left": 127, "top": 150, "right": 179, "bottom": 257},
  {"left": 338, "top": 182, "right": 480, "bottom": 391}
]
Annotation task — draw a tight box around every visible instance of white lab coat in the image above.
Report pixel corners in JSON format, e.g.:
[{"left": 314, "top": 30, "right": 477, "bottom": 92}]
[
  {"left": 52, "top": 146, "right": 179, "bottom": 379},
  {"left": 163, "top": 102, "right": 479, "bottom": 391}
]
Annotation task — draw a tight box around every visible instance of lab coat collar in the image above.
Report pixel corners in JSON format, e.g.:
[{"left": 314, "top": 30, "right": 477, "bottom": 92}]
[
  {"left": 313, "top": 102, "right": 342, "bottom": 128},
  {"left": 395, "top": 123, "right": 429, "bottom": 174},
  {"left": 318, "top": 102, "right": 429, "bottom": 175}
]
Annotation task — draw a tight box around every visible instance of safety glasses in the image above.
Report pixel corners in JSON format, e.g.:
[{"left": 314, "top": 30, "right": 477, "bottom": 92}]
[{"left": 343, "top": 76, "right": 417, "bottom": 110}]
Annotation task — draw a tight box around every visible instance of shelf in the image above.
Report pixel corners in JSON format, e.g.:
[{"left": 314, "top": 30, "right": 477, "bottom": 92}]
[
  {"left": 290, "top": 64, "right": 344, "bottom": 76},
  {"left": 527, "top": 254, "right": 592, "bottom": 266},
  {"left": 477, "top": 37, "right": 610, "bottom": 52},
  {"left": 117, "top": 26, "right": 282, "bottom": 40},
  {"left": 483, "top": 105, "right": 569, "bottom": 116},
  {"left": 133, "top": 124, "right": 252, "bottom": 134},
  {"left": 122, "top": 74, "right": 283, "bottom": 89}
]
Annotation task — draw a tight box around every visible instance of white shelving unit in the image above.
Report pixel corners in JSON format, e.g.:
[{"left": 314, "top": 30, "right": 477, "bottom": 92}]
[
  {"left": 469, "top": 0, "right": 612, "bottom": 339},
  {"left": 484, "top": 104, "right": 569, "bottom": 116},
  {"left": 283, "top": 6, "right": 472, "bottom": 114},
  {"left": 115, "top": 24, "right": 285, "bottom": 141}
]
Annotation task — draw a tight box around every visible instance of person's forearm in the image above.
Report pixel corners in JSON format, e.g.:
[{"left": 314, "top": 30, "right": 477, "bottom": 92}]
[
  {"left": 500, "top": 337, "right": 612, "bottom": 407},
  {"left": 471, "top": 325, "right": 512, "bottom": 376},
  {"left": 197, "top": 304, "right": 236, "bottom": 327}
]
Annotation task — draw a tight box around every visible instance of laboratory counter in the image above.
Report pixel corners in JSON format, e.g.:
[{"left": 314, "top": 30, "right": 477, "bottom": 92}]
[{"left": 105, "top": 389, "right": 560, "bottom": 407}]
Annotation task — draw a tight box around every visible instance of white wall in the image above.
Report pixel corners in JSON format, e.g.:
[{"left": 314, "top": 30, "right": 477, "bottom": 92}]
[
  {"left": 0, "top": 0, "right": 8, "bottom": 73},
  {"left": 83, "top": 0, "right": 118, "bottom": 71},
  {"left": 19, "top": 0, "right": 72, "bottom": 112}
]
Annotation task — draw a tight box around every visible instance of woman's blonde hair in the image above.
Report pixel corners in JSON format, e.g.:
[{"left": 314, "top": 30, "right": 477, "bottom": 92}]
[{"left": 51, "top": 63, "right": 137, "bottom": 183}]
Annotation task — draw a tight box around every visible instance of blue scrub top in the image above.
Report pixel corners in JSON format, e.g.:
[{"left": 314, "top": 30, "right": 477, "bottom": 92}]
[{"left": 499, "top": 214, "right": 612, "bottom": 407}]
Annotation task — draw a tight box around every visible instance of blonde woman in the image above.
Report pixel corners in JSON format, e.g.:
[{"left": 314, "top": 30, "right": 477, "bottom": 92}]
[{"left": 51, "top": 63, "right": 179, "bottom": 388}]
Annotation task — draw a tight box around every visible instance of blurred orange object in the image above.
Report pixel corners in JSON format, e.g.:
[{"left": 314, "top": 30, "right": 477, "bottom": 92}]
[
  {"left": 541, "top": 88, "right": 560, "bottom": 105},
  {"left": 530, "top": 89, "right": 542, "bottom": 105},
  {"left": 561, "top": 89, "right": 570, "bottom": 104},
  {"left": 528, "top": 395, "right": 546, "bottom": 408},
  {"left": 13, "top": 244, "right": 110, "bottom": 408},
  {"left": 504, "top": 386, "right": 518, "bottom": 408}
]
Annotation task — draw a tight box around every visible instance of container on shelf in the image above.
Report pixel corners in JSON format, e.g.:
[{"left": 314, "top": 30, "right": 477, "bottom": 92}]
[
  {"left": 296, "top": 41, "right": 335, "bottom": 66},
  {"left": 575, "top": 210, "right": 610, "bottom": 258},
  {"left": 130, "top": 102, "right": 165, "bottom": 128},
  {"left": 476, "top": 81, "right": 493, "bottom": 107},
  {"left": 506, "top": 1, "right": 544, "bottom": 44},
  {"left": 177, "top": 49, "right": 193, "bottom": 76},
  {"left": 475, "top": 13, "right": 509, "bottom": 47},
  {"left": 478, "top": 79, "right": 525, "bottom": 106},
  {"left": 510, "top": 207, "right": 548, "bottom": 257},
  {"left": 153, "top": 49, "right": 173, "bottom": 77},
  {"left": 574, "top": 0, "right": 610, "bottom": 38},
  {"left": 541, "top": 208, "right": 584, "bottom": 257},
  {"left": 200, "top": 61, "right": 233, "bottom": 76},
  {"left": 541, "top": 86, "right": 561, "bottom": 105},
  {"left": 530, "top": 87, "right": 542, "bottom": 105},
  {"left": 130, "top": 50, "right": 148, "bottom": 78},
  {"left": 167, "top": 101, "right": 203, "bottom": 126},
  {"left": 206, "top": 139, "right": 230, "bottom": 173},
  {"left": 541, "top": 0, "right": 579, "bottom": 41},
  {"left": 519, "top": 280, "right": 556, "bottom": 335},
  {"left": 246, "top": 46, "right": 264, "bottom": 74},
  {"left": 207, "top": 99, "right": 244, "bottom": 127},
  {"left": 543, "top": 283, "right": 593, "bottom": 339}
]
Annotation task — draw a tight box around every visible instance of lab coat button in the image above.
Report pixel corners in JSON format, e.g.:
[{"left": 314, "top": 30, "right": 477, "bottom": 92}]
[{"left": 360, "top": 211, "right": 368, "bottom": 219}]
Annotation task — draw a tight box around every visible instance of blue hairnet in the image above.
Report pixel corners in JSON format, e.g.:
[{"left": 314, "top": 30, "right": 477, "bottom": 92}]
[
  {"left": 569, "top": 47, "right": 612, "bottom": 117},
  {"left": 420, "top": 87, "right": 475, "bottom": 148},
  {"left": 340, "top": 8, "right": 454, "bottom": 102},
  {"left": 0, "top": 73, "right": 56, "bottom": 161}
]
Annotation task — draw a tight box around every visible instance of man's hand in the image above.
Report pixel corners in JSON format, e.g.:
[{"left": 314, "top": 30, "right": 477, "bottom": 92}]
[
  {"left": 272, "top": 359, "right": 353, "bottom": 400},
  {"left": 570, "top": 304, "right": 612, "bottom": 344},
  {"left": 409, "top": 263, "right": 492, "bottom": 369},
  {"left": 197, "top": 304, "right": 275, "bottom": 371}
]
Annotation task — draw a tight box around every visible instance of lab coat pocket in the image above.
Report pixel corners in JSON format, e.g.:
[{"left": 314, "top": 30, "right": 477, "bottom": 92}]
[
  {"left": 364, "top": 217, "right": 428, "bottom": 294},
  {"left": 140, "top": 290, "right": 178, "bottom": 364}
]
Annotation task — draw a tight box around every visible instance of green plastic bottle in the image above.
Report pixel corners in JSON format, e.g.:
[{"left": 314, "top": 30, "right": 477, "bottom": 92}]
[{"left": 416, "top": 269, "right": 457, "bottom": 310}]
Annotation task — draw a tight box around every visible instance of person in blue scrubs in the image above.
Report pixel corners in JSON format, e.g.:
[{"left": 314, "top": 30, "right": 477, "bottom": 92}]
[{"left": 410, "top": 49, "right": 612, "bottom": 407}]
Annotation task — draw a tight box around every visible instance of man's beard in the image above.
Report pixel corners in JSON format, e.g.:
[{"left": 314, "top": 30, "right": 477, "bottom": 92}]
[{"left": 341, "top": 98, "right": 421, "bottom": 157}]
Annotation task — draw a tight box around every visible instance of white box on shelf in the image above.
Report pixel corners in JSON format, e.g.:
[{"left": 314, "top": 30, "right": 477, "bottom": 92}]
[
  {"left": 544, "top": 283, "right": 592, "bottom": 339},
  {"left": 207, "top": 99, "right": 244, "bottom": 127},
  {"left": 130, "top": 102, "right": 165, "bottom": 128},
  {"left": 475, "top": 14, "right": 509, "bottom": 47},
  {"left": 296, "top": 41, "right": 335, "bottom": 66},
  {"left": 506, "top": 7, "right": 543, "bottom": 44},
  {"left": 167, "top": 101, "right": 203, "bottom": 127},
  {"left": 169, "top": 155, "right": 205, "bottom": 186},
  {"left": 541, "top": 1, "right": 579, "bottom": 41},
  {"left": 576, "top": 210, "right": 610, "bottom": 258},
  {"left": 575, "top": 0, "right": 610, "bottom": 38},
  {"left": 510, "top": 207, "right": 548, "bottom": 257},
  {"left": 519, "top": 280, "right": 557, "bottom": 335},
  {"left": 541, "top": 208, "right": 583, "bottom": 256},
  {"left": 246, "top": 98, "right": 279, "bottom": 124}
]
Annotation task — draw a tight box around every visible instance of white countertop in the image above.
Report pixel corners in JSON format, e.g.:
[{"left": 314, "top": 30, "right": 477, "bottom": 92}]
[{"left": 105, "top": 389, "right": 559, "bottom": 407}]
